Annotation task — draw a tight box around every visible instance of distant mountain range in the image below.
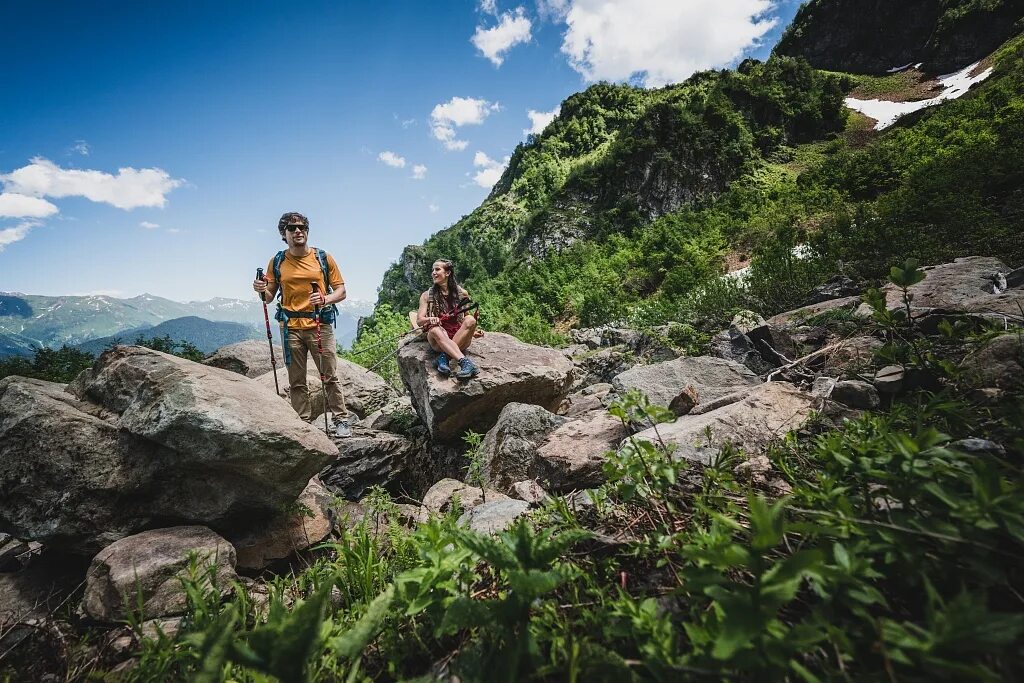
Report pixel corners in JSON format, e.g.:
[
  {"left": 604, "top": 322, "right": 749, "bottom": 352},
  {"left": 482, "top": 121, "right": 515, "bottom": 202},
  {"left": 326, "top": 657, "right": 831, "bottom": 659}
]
[{"left": 0, "top": 292, "right": 371, "bottom": 357}]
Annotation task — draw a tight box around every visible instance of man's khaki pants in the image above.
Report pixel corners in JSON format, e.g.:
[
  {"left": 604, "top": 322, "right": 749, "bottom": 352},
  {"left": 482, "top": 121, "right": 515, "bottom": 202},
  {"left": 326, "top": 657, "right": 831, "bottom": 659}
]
[{"left": 285, "top": 325, "right": 349, "bottom": 422}]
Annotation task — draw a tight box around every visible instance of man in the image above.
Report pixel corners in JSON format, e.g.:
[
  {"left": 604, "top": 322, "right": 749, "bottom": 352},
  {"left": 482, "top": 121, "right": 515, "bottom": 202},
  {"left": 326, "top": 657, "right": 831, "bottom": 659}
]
[{"left": 253, "top": 212, "right": 352, "bottom": 438}]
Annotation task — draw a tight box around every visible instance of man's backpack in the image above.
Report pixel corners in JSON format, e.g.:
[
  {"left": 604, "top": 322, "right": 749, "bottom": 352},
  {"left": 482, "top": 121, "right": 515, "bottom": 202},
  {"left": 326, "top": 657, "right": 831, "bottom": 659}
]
[{"left": 272, "top": 248, "right": 338, "bottom": 326}]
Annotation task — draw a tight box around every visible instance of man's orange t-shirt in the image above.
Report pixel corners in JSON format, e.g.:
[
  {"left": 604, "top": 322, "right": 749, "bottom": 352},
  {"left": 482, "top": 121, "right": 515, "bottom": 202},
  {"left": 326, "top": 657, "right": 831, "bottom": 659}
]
[{"left": 266, "top": 249, "right": 344, "bottom": 330}]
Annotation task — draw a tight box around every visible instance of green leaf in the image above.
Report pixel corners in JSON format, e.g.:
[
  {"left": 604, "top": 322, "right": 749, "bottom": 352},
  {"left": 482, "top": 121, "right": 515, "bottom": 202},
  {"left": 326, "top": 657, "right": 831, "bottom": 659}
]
[{"left": 332, "top": 586, "right": 395, "bottom": 660}]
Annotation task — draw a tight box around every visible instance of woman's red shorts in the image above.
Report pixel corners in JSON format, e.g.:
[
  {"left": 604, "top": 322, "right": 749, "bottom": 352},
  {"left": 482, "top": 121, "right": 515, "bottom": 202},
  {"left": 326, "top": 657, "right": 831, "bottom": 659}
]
[{"left": 440, "top": 318, "right": 461, "bottom": 339}]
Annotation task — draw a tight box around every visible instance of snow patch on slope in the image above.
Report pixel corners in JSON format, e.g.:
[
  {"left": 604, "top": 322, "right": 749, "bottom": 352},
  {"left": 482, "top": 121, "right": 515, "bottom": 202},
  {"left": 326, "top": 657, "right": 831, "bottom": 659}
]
[{"left": 845, "top": 61, "right": 993, "bottom": 130}]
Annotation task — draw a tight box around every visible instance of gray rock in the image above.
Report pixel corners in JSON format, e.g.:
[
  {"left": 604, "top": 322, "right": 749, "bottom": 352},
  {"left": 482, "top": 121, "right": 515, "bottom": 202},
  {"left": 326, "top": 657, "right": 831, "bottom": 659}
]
[
  {"left": 421, "top": 478, "right": 509, "bottom": 514},
  {"left": 202, "top": 339, "right": 283, "bottom": 378},
  {"left": 510, "top": 480, "right": 550, "bottom": 505},
  {"left": 581, "top": 383, "right": 613, "bottom": 396},
  {"left": 227, "top": 476, "right": 335, "bottom": 572},
  {"left": 612, "top": 356, "right": 761, "bottom": 411},
  {"left": 629, "top": 382, "right": 817, "bottom": 465},
  {"left": 1, "top": 347, "right": 337, "bottom": 554},
  {"left": 813, "top": 377, "right": 880, "bottom": 409},
  {"left": 254, "top": 356, "right": 397, "bottom": 420},
  {"left": 571, "top": 346, "right": 638, "bottom": 389},
  {"left": 959, "top": 334, "right": 1024, "bottom": 391},
  {"left": 874, "top": 365, "right": 905, "bottom": 393},
  {"left": 319, "top": 429, "right": 419, "bottom": 501},
  {"left": 950, "top": 438, "right": 1006, "bottom": 457},
  {"left": 831, "top": 380, "right": 881, "bottom": 409},
  {"left": 480, "top": 403, "right": 568, "bottom": 492},
  {"left": 854, "top": 257, "right": 1013, "bottom": 318},
  {"left": 82, "top": 526, "right": 236, "bottom": 622},
  {"left": 398, "top": 332, "right": 575, "bottom": 442},
  {"left": 767, "top": 296, "right": 861, "bottom": 328},
  {"left": 730, "top": 311, "right": 767, "bottom": 336},
  {"left": 802, "top": 275, "right": 863, "bottom": 305},
  {"left": 534, "top": 409, "right": 627, "bottom": 491},
  {"left": 709, "top": 329, "right": 775, "bottom": 375},
  {"left": 359, "top": 395, "right": 420, "bottom": 434},
  {"left": 457, "top": 500, "right": 530, "bottom": 534}
]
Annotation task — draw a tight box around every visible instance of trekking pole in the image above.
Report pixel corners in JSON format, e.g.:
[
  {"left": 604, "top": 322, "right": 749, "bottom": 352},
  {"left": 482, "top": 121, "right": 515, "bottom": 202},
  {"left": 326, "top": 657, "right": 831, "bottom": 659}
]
[
  {"left": 256, "top": 268, "right": 280, "bottom": 396},
  {"left": 311, "top": 282, "right": 330, "bottom": 435}
]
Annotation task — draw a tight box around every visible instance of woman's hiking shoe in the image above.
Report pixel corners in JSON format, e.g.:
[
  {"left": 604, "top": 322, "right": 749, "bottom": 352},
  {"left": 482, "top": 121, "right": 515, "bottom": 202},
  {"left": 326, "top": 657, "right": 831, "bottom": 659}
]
[
  {"left": 434, "top": 352, "right": 451, "bottom": 376},
  {"left": 455, "top": 357, "right": 479, "bottom": 380},
  {"left": 332, "top": 418, "right": 352, "bottom": 438}
]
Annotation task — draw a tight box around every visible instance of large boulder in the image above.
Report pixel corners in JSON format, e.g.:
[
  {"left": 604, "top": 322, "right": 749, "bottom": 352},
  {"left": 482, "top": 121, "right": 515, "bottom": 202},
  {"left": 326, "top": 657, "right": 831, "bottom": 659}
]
[
  {"left": 854, "top": 257, "right": 1012, "bottom": 317},
  {"left": 612, "top": 356, "right": 761, "bottom": 411},
  {"left": 533, "top": 410, "right": 627, "bottom": 491},
  {"left": 319, "top": 429, "right": 419, "bottom": 501},
  {"left": 202, "top": 339, "right": 283, "bottom": 378},
  {"left": 479, "top": 403, "right": 568, "bottom": 492},
  {"left": 82, "top": 526, "right": 236, "bottom": 622},
  {"left": 457, "top": 500, "right": 530, "bottom": 535},
  {"left": 397, "top": 332, "right": 575, "bottom": 442},
  {"left": 227, "top": 476, "right": 336, "bottom": 572},
  {"left": 254, "top": 356, "right": 397, "bottom": 420},
  {"left": 629, "top": 382, "right": 817, "bottom": 465},
  {"left": 0, "top": 346, "right": 338, "bottom": 554},
  {"left": 960, "top": 334, "right": 1024, "bottom": 391}
]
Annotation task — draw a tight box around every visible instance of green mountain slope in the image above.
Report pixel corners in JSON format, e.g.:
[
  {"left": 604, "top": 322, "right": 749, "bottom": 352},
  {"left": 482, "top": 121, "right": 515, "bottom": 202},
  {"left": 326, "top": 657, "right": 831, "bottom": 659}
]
[
  {"left": 372, "top": 24, "right": 1024, "bottom": 345},
  {"left": 75, "top": 316, "right": 262, "bottom": 356}
]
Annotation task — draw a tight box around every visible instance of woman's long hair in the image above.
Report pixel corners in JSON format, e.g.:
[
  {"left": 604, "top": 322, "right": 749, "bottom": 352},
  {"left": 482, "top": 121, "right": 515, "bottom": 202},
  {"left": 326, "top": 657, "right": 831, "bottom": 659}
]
[{"left": 429, "top": 259, "right": 462, "bottom": 315}]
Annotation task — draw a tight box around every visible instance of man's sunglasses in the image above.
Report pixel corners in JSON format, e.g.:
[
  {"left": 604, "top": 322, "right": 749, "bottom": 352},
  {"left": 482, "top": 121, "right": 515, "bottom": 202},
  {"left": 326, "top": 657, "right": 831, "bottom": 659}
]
[{"left": 285, "top": 224, "right": 308, "bottom": 232}]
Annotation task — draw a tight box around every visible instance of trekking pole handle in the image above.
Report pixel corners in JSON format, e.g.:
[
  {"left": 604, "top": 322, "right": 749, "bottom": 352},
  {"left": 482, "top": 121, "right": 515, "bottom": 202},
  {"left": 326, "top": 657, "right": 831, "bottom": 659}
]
[{"left": 256, "top": 268, "right": 266, "bottom": 302}]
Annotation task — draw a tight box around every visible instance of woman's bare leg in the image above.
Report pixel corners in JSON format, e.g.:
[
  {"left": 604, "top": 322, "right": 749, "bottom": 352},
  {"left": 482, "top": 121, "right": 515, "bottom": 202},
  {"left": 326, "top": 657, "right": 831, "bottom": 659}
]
[
  {"left": 452, "top": 315, "right": 477, "bottom": 351},
  {"left": 427, "top": 327, "right": 465, "bottom": 360}
]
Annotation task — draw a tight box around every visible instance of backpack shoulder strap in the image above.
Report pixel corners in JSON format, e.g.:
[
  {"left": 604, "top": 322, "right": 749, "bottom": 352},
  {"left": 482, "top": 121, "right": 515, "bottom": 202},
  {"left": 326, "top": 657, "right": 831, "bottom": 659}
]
[
  {"left": 314, "top": 248, "right": 332, "bottom": 294},
  {"left": 272, "top": 251, "right": 287, "bottom": 301}
]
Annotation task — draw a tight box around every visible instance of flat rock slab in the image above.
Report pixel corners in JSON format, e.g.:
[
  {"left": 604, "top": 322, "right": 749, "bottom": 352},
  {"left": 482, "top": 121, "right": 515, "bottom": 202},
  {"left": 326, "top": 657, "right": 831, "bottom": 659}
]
[
  {"left": 629, "top": 382, "right": 817, "bottom": 465},
  {"left": 398, "top": 332, "right": 575, "bottom": 442},
  {"left": 767, "top": 296, "right": 861, "bottom": 327},
  {"left": 612, "top": 356, "right": 761, "bottom": 410},
  {"left": 854, "top": 257, "right": 1009, "bottom": 316},
  {"left": 203, "top": 339, "right": 283, "bottom": 378},
  {"left": 82, "top": 526, "right": 236, "bottom": 622},
  {"left": 457, "top": 500, "right": 530, "bottom": 535},
  {"left": 422, "top": 478, "right": 510, "bottom": 514},
  {"left": 319, "top": 429, "right": 418, "bottom": 501},
  {"left": 0, "top": 346, "right": 337, "bottom": 554}
]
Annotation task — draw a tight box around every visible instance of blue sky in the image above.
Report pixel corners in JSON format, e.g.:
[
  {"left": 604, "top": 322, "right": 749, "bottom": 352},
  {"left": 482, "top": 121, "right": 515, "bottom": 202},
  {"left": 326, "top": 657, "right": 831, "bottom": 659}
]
[{"left": 0, "top": 0, "right": 803, "bottom": 303}]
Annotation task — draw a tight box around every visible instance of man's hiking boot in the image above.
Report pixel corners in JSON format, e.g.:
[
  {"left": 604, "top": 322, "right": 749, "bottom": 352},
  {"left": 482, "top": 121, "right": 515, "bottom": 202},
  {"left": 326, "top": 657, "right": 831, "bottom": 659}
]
[
  {"left": 332, "top": 418, "right": 352, "bottom": 439},
  {"left": 455, "top": 356, "right": 479, "bottom": 380},
  {"left": 434, "top": 352, "right": 451, "bottom": 376}
]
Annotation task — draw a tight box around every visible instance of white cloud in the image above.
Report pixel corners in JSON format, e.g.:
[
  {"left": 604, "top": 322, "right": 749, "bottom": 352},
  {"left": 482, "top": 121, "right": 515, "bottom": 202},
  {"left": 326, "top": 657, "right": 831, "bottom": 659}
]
[
  {"left": 378, "top": 151, "right": 407, "bottom": 168},
  {"left": 472, "top": 151, "right": 510, "bottom": 188},
  {"left": 0, "top": 157, "right": 184, "bottom": 210},
  {"left": 140, "top": 221, "right": 160, "bottom": 229},
  {"left": 556, "top": 0, "right": 778, "bottom": 87},
  {"left": 0, "top": 193, "right": 59, "bottom": 218},
  {"left": 536, "top": 0, "right": 570, "bottom": 20},
  {"left": 401, "top": 118, "right": 417, "bottom": 128},
  {"left": 167, "top": 228, "right": 182, "bottom": 234},
  {"left": 411, "top": 164, "right": 428, "bottom": 180},
  {"left": 479, "top": 0, "right": 498, "bottom": 14},
  {"left": 70, "top": 140, "right": 90, "bottom": 156},
  {"left": 472, "top": 8, "right": 533, "bottom": 66},
  {"left": 524, "top": 106, "right": 560, "bottom": 136},
  {"left": 430, "top": 97, "right": 500, "bottom": 151},
  {"left": 74, "top": 288, "right": 123, "bottom": 297},
  {"left": 0, "top": 220, "right": 38, "bottom": 251},
  {"left": 428, "top": 203, "right": 440, "bottom": 213}
]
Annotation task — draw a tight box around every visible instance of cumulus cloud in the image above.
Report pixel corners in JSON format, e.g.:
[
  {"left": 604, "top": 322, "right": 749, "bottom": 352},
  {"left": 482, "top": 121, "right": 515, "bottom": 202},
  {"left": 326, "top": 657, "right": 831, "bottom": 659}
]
[
  {"left": 536, "top": 0, "right": 570, "bottom": 20},
  {"left": 378, "top": 151, "right": 407, "bottom": 168},
  {"left": 0, "top": 157, "right": 184, "bottom": 210},
  {"left": 472, "top": 151, "right": 510, "bottom": 188},
  {"left": 556, "top": 0, "right": 778, "bottom": 87},
  {"left": 0, "top": 193, "right": 59, "bottom": 218},
  {"left": 70, "top": 140, "right": 90, "bottom": 156},
  {"left": 412, "top": 164, "right": 428, "bottom": 180},
  {"left": 524, "top": 106, "right": 560, "bottom": 136},
  {"left": 430, "top": 97, "right": 500, "bottom": 151},
  {"left": 0, "top": 220, "right": 39, "bottom": 252},
  {"left": 140, "top": 221, "right": 160, "bottom": 229},
  {"left": 472, "top": 7, "right": 533, "bottom": 66},
  {"left": 479, "top": 0, "right": 498, "bottom": 14}
]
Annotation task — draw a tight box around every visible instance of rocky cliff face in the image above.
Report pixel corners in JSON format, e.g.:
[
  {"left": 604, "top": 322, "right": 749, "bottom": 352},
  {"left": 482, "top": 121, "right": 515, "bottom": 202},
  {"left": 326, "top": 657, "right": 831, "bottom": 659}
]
[{"left": 774, "top": 0, "right": 1024, "bottom": 73}]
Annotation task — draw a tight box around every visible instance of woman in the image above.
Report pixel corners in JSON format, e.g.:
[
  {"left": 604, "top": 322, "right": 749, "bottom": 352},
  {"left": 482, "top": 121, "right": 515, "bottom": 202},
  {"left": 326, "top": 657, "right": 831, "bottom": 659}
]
[{"left": 416, "top": 259, "right": 481, "bottom": 379}]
